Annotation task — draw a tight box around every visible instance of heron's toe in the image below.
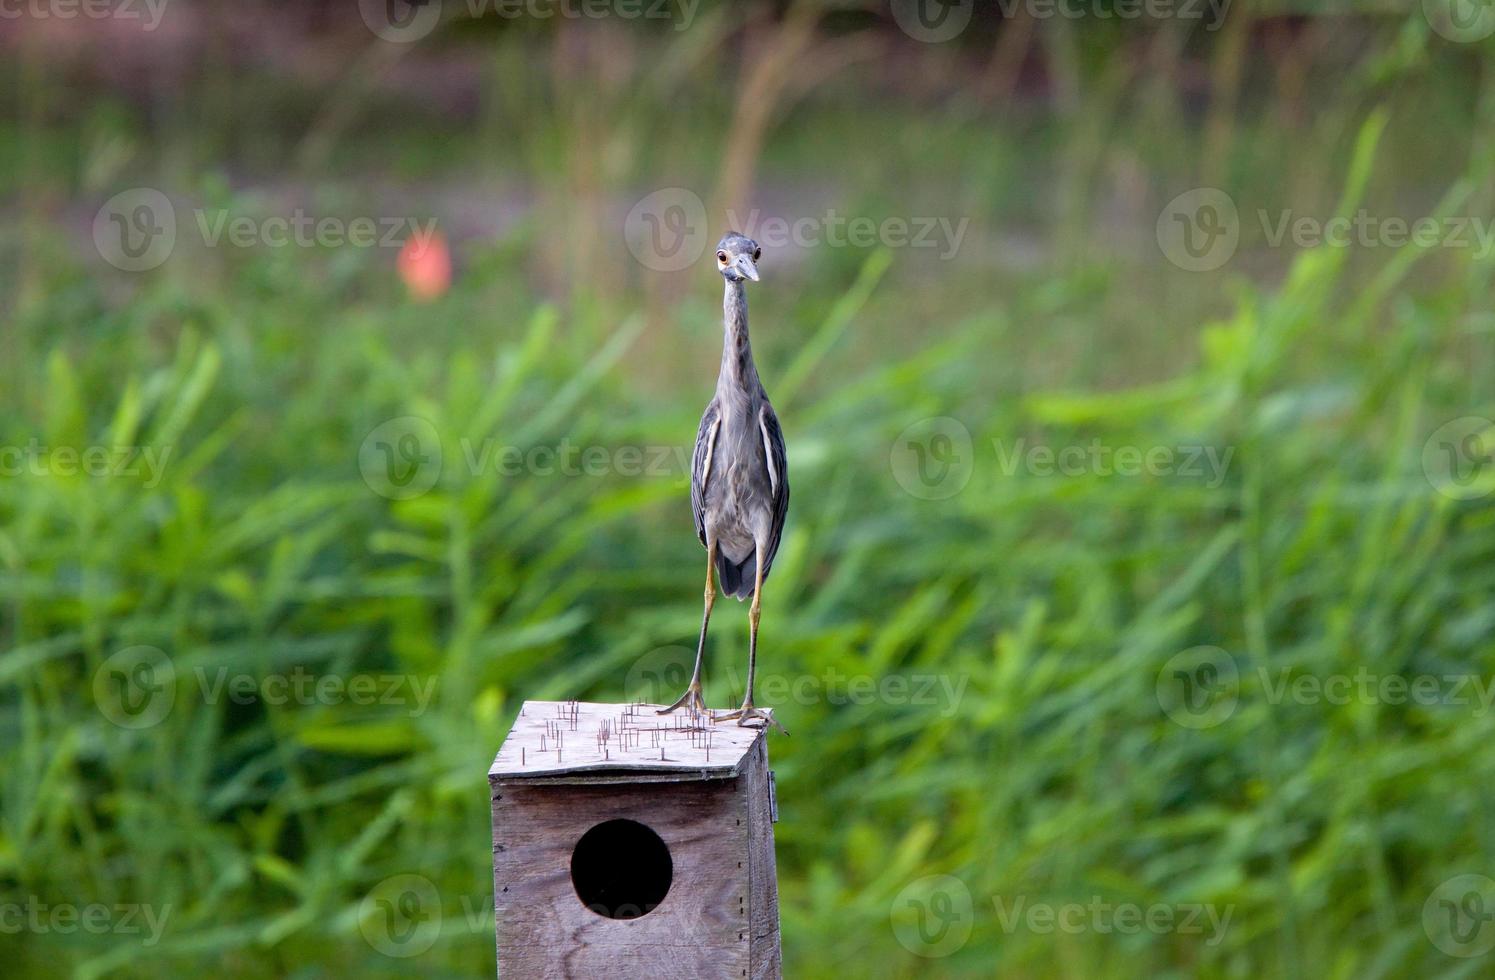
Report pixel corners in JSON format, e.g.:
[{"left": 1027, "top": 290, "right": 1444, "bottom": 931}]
[{"left": 720, "top": 706, "right": 786, "bottom": 735}]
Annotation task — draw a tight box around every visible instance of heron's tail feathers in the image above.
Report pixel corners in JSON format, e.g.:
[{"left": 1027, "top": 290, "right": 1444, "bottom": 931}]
[{"left": 715, "top": 552, "right": 757, "bottom": 600}]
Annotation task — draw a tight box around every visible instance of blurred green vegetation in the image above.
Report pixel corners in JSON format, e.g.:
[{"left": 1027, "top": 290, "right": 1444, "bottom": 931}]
[{"left": 3, "top": 2, "right": 1495, "bottom": 977}]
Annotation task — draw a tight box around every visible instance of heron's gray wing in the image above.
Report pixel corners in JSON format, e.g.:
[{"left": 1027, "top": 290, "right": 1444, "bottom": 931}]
[
  {"left": 757, "top": 396, "right": 790, "bottom": 578},
  {"left": 690, "top": 398, "right": 721, "bottom": 546}
]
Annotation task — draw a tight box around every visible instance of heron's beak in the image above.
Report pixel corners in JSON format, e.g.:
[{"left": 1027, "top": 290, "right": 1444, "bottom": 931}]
[{"left": 733, "top": 254, "right": 760, "bottom": 282}]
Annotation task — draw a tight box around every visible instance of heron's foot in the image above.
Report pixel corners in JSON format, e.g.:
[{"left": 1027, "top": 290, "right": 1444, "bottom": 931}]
[
  {"left": 714, "top": 704, "right": 787, "bottom": 735},
  {"left": 657, "top": 682, "right": 709, "bottom": 716}
]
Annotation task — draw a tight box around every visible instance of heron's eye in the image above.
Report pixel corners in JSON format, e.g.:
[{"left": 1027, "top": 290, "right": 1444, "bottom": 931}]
[
  {"left": 717, "top": 251, "right": 728, "bottom": 263},
  {"left": 753, "top": 247, "right": 761, "bottom": 260}
]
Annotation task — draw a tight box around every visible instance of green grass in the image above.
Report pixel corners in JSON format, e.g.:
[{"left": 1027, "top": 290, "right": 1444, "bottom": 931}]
[{"left": 3, "top": 9, "right": 1495, "bottom": 978}]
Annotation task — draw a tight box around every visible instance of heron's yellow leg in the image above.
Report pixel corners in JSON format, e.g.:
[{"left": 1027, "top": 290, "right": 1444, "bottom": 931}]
[
  {"left": 659, "top": 541, "right": 716, "bottom": 716},
  {"left": 715, "top": 545, "right": 786, "bottom": 734}
]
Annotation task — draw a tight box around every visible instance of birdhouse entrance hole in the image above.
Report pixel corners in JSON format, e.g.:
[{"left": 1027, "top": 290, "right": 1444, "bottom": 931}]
[{"left": 569, "top": 818, "right": 673, "bottom": 920}]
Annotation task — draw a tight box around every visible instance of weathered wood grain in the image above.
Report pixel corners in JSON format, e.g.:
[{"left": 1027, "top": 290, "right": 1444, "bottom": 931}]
[
  {"left": 490, "top": 700, "right": 772, "bottom": 780},
  {"left": 741, "top": 739, "right": 783, "bottom": 980}
]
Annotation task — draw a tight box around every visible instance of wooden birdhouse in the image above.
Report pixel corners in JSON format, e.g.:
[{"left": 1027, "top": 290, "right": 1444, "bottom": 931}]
[{"left": 489, "top": 700, "right": 781, "bottom": 979}]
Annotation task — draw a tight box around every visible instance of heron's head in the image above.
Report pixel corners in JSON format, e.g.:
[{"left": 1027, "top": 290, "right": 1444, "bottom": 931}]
[{"left": 715, "top": 232, "right": 761, "bottom": 283}]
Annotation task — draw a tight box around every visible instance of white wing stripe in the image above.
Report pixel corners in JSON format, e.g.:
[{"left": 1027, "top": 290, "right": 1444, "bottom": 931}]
[
  {"left": 759, "top": 412, "right": 779, "bottom": 495},
  {"left": 700, "top": 417, "right": 721, "bottom": 491}
]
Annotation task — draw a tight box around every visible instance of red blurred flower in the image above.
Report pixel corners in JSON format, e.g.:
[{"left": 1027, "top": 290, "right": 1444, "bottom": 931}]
[{"left": 398, "top": 229, "right": 451, "bottom": 301}]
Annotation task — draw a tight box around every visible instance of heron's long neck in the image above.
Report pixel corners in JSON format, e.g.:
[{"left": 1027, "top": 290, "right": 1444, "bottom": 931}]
[{"left": 718, "top": 280, "right": 760, "bottom": 395}]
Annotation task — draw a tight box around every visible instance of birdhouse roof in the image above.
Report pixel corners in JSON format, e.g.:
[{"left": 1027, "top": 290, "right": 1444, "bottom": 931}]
[{"left": 488, "top": 700, "right": 771, "bottom": 782}]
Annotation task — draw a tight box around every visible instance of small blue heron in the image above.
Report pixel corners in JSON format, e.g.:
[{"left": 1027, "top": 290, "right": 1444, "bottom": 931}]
[{"left": 659, "top": 232, "right": 788, "bottom": 731}]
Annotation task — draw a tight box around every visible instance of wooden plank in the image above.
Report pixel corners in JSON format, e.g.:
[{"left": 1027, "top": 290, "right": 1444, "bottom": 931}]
[
  {"left": 741, "top": 739, "right": 783, "bottom": 979},
  {"left": 490, "top": 700, "right": 771, "bottom": 780}
]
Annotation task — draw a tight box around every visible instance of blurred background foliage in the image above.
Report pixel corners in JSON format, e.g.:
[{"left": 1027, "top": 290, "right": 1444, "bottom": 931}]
[{"left": 2, "top": 0, "right": 1494, "bottom": 976}]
